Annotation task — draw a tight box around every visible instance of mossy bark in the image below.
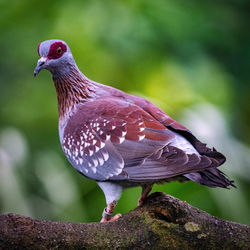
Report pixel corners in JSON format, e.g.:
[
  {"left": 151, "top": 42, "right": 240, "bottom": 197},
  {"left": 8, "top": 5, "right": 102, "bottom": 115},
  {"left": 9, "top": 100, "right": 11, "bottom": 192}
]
[{"left": 0, "top": 192, "right": 249, "bottom": 249}]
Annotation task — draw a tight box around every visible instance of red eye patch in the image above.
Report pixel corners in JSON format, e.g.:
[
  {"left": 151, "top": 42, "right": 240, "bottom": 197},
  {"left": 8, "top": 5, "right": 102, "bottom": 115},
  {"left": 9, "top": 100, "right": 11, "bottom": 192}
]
[
  {"left": 47, "top": 42, "right": 67, "bottom": 59},
  {"left": 37, "top": 42, "right": 41, "bottom": 56}
]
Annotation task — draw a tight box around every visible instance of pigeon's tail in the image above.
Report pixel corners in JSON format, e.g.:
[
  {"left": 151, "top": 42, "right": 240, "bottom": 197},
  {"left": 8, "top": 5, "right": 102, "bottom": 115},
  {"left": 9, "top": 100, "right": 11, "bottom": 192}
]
[{"left": 184, "top": 168, "right": 236, "bottom": 188}]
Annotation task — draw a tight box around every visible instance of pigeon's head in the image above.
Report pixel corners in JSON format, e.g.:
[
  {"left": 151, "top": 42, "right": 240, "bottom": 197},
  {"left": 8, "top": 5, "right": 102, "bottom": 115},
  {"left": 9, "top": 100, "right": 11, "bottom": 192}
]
[{"left": 34, "top": 40, "right": 76, "bottom": 79}]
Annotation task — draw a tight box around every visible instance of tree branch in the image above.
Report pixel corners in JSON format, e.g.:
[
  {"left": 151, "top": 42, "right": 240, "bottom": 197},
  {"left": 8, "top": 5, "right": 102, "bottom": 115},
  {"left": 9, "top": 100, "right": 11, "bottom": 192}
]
[{"left": 0, "top": 192, "right": 249, "bottom": 249}]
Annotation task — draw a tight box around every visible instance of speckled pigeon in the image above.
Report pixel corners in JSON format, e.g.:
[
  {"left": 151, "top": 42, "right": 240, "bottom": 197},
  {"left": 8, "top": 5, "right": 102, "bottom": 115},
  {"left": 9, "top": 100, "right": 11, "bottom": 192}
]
[{"left": 34, "top": 40, "right": 234, "bottom": 222}]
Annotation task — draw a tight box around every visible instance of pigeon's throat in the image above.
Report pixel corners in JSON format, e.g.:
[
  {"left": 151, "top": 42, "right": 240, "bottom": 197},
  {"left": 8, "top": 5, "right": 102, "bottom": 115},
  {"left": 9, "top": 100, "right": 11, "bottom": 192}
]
[{"left": 53, "top": 67, "right": 95, "bottom": 119}]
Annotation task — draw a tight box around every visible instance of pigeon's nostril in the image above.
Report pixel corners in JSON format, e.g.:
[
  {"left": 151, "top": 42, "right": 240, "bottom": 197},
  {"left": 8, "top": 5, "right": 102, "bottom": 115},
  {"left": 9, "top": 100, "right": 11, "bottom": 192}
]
[{"left": 39, "top": 61, "right": 45, "bottom": 67}]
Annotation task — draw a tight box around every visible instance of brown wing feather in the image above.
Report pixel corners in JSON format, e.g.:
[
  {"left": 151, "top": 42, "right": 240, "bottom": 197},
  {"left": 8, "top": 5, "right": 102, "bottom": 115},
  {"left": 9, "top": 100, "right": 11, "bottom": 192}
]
[{"left": 130, "top": 96, "right": 226, "bottom": 165}]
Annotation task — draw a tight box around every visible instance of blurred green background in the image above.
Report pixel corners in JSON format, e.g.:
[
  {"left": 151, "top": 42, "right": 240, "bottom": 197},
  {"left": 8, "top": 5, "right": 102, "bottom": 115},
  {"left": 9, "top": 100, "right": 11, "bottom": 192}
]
[{"left": 0, "top": 0, "right": 249, "bottom": 224}]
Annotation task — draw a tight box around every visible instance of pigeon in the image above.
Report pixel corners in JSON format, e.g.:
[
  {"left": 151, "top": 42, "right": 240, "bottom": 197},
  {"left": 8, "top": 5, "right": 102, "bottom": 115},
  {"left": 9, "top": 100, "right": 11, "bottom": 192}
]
[{"left": 34, "top": 39, "right": 235, "bottom": 222}]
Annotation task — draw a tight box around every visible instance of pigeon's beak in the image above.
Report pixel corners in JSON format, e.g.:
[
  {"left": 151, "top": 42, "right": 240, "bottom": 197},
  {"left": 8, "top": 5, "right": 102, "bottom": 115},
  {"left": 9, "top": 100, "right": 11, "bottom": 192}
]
[{"left": 34, "top": 57, "right": 47, "bottom": 77}]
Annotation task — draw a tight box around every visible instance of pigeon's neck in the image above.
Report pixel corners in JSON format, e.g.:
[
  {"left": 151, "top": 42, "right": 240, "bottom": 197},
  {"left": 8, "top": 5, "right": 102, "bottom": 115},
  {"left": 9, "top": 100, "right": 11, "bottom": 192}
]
[{"left": 53, "top": 66, "right": 96, "bottom": 120}]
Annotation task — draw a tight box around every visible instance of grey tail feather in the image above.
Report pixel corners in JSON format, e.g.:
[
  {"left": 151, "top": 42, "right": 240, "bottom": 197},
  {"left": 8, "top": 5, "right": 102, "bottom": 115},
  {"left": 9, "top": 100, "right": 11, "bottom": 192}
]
[{"left": 184, "top": 168, "right": 236, "bottom": 188}]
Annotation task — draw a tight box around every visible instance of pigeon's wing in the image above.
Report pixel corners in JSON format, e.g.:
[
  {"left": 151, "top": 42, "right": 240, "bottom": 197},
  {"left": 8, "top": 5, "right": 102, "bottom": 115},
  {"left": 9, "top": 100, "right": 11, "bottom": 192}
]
[
  {"left": 62, "top": 96, "right": 220, "bottom": 182},
  {"left": 62, "top": 96, "right": 176, "bottom": 181},
  {"left": 62, "top": 97, "right": 169, "bottom": 180}
]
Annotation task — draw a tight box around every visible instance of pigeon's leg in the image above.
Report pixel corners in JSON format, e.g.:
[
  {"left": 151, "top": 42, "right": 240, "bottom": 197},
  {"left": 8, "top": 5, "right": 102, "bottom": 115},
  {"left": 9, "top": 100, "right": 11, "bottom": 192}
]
[
  {"left": 138, "top": 184, "right": 153, "bottom": 206},
  {"left": 98, "top": 181, "right": 123, "bottom": 223},
  {"left": 100, "top": 200, "right": 121, "bottom": 223}
]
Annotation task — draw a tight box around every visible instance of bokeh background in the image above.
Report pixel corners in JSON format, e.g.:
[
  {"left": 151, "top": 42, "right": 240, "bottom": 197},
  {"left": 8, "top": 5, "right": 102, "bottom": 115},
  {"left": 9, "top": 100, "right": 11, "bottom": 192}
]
[{"left": 0, "top": 0, "right": 249, "bottom": 224}]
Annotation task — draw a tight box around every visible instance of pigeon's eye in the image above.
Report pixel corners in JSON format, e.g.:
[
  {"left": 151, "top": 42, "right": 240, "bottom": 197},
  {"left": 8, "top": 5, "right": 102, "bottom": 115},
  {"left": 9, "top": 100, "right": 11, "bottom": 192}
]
[
  {"left": 47, "top": 42, "right": 67, "bottom": 59},
  {"left": 56, "top": 47, "right": 62, "bottom": 55}
]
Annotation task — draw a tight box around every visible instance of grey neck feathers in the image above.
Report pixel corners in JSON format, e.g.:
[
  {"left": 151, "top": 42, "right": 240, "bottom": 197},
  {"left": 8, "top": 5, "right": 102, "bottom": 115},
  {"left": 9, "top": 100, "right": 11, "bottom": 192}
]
[{"left": 50, "top": 54, "right": 78, "bottom": 80}]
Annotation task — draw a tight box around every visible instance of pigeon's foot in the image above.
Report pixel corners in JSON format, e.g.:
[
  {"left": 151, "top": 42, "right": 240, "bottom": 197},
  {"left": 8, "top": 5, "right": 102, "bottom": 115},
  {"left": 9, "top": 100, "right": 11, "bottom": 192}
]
[
  {"left": 100, "top": 213, "right": 122, "bottom": 223},
  {"left": 137, "top": 185, "right": 153, "bottom": 206},
  {"left": 100, "top": 200, "right": 121, "bottom": 223}
]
